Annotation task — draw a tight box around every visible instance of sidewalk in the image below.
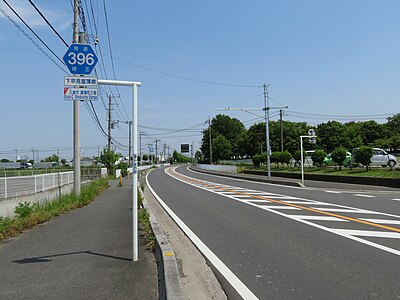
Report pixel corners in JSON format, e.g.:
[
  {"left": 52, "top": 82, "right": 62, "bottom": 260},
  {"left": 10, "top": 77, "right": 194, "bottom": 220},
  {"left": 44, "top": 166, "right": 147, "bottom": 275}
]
[{"left": 0, "top": 179, "right": 158, "bottom": 299}]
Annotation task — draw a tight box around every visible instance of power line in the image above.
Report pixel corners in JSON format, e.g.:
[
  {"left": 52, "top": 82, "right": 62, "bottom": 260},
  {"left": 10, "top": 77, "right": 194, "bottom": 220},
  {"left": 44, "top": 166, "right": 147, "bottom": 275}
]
[
  {"left": 105, "top": 54, "right": 261, "bottom": 88},
  {"left": 0, "top": 0, "right": 69, "bottom": 75},
  {"left": 1, "top": 0, "right": 67, "bottom": 71},
  {"left": 28, "top": 0, "right": 69, "bottom": 47}
]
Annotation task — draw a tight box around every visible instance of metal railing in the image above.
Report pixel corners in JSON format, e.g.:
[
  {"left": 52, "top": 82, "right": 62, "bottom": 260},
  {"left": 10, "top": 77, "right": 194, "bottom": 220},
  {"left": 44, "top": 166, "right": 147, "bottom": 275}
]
[{"left": 0, "top": 172, "right": 73, "bottom": 199}]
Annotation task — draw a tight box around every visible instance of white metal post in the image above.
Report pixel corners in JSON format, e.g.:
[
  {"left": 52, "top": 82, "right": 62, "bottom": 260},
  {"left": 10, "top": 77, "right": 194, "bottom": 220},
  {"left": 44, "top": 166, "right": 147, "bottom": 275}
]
[
  {"left": 300, "top": 136, "right": 304, "bottom": 185},
  {"left": 132, "top": 83, "right": 138, "bottom": 262},
  {"left": 97, "top": 79, "right": 141, "bottom": 262}
]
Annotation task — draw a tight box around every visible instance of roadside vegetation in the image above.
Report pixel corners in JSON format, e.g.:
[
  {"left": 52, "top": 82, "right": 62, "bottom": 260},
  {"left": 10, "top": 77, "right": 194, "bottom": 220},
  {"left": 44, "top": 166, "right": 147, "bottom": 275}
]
[
  {"left": 0, "top": 177, "right": 109, "bottom": 242},
  {"left": 245, "top": 165, "right": 400, "bottom": 178},
  {"left": 138, "top": 185, "right": 155, "bottom": 250}
]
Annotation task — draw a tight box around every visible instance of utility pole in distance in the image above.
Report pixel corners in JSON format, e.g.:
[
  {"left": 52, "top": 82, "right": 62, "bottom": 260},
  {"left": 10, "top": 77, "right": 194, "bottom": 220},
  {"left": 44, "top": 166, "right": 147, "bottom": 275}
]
[
  {"left": 139, "top": 131, "right": 147, "bottom": 166},
  {"left": 154, "top": 138, "right": 161, "bottom": 164},
  {"left": 280, "top": 109, "right": 284, "bottom": 152}
]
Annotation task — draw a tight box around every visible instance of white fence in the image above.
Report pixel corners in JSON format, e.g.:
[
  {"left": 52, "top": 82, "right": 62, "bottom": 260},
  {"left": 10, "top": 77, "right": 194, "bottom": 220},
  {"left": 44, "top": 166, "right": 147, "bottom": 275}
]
[
  {"left": 0, "top": 172, "right": 74, "bottom": 199},
  {"left": 196, "top": 164, "right": 237, "bottom": 174}
]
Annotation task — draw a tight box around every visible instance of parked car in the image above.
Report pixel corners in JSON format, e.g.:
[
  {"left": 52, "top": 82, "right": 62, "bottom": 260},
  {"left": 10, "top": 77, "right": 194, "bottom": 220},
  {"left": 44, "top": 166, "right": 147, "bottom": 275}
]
[
  {"left": 351, "top": 148, "right": 397, "bottom": 168},
  {"left": 322, "top": 151, "right": 352, "bottom": 168}
]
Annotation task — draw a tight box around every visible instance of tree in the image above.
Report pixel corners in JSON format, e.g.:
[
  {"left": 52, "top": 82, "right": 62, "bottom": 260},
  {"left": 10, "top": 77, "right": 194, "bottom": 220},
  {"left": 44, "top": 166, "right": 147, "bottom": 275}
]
[
  {"left": 316, "top": 121, "right": 348, "bottom": 153},
  {"left": 359, "top": 120, "right": 385, "bottom": 145},
  {"left": 252, "top": 154, "right": 261, "bottom": 168},
  {"left": 331, "top": 147, "right": 347, "bottom": 170},
  {"left": 201, "top": 114, "right": 245, "bottom": 161},
  {"left": 354, "top": 146, "right": 373, "bottom": 171},
  {"left": 41, "top": 154, "right": 59, "bottom": 163},
  {"left": 195, "top": 150, "right": 203, "bottom": 162},
  {"left": 212, "top": 135, "right": 232, "bottom": 162},
  {"left": 98, "top": 148, "right": 119, "bottom": 175},
  {"left": 61, "top": 158, "right": 67, "bottom": 165},
  {"left": 278, "top": 151, "right": 292, "bottom": 167},
  {"left": 173, "top": 150, "right": 191, "bottom": 163},
  {"left": 142, "top": 153, "right": 149, "bottom": 161},
  {"left": 270, "top": 152, "right": 280, "bottom": 168},
  {"left": 116, "top": 162, "right": 128, "bottom": 176},
  {"left": 312, "top": 149, "right": 326, "bottom": 169},
  {"left": 0, "top": 158, "right": 11, "bottom": 162}
]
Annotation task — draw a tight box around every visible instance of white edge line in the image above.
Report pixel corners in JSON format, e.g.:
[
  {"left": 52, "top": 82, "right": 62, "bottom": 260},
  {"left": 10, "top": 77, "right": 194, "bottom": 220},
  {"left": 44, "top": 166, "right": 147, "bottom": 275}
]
[{"left": 146, "top": 171, "right": 259, "bottom": 300}]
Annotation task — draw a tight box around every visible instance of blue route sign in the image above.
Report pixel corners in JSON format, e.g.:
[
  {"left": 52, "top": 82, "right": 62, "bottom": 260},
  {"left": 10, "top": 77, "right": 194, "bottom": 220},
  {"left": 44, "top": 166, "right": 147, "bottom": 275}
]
[{"left": 63, "top": 43, "right": 98, "bottom": 75}]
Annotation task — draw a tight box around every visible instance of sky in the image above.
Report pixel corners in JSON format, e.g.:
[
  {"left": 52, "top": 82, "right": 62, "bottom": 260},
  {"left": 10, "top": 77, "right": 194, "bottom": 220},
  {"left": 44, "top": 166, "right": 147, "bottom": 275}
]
[{"left": 0, "top": 0, "right": 399, "bottom": 161}]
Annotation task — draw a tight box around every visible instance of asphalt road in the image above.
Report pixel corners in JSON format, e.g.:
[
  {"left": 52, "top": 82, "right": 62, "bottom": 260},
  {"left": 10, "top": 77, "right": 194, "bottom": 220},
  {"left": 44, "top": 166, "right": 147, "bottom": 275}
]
[{"left": 147, "top": 166, "right": 400, "bottom": 299}]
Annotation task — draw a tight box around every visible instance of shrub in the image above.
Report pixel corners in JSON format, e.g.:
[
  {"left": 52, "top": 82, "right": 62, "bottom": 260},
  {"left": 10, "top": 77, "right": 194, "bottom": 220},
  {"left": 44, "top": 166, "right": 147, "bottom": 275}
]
[
  {"left": 14, "top": 202, "right": 33, "bottom": 218},
  {"left": 252, "top": 154, "right": 261, "bottom": 168},
  {"left": 270, "top": 152, "right": 280, "bottom": 168},
  {"left": 354, "top": 146, "right": 373, "bottom": 171},
  {"left": 279, "top": 151, "right": 292, "bottom": 167},
  {"left": 312, "top": 149, "right": 326, "bottom": 169},
  {"left": 331, "top": 147, "right": 347, "bottom": 170}
]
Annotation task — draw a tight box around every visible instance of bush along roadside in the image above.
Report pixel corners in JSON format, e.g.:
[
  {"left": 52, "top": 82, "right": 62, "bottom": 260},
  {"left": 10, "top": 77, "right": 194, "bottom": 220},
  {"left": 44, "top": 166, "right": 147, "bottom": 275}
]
[
  {"left": 0, "top": 177, "right": 109, "bottom": 242},
  {"left": 138, "top": 187, "right": 155, "bottom": 251}
]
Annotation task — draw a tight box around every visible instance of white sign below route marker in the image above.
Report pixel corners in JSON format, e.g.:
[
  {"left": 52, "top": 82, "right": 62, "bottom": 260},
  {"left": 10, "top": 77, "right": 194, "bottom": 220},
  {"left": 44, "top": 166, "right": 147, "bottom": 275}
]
[
  {"left": 64, "top": 76, "right": 98, "bottom": 86},
  {"left": 64, "top": 87, "right": 98, "bottom": 101}
]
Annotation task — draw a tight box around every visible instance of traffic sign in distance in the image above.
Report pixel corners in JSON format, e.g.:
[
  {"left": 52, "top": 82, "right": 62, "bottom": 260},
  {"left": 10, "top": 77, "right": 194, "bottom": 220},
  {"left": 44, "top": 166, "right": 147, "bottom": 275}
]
[
  {"left": 181, "top": 144, "right": 190, "bottom": 153},
  {"left": 63, "top": 44, "right": 98, "bottom": 75}
]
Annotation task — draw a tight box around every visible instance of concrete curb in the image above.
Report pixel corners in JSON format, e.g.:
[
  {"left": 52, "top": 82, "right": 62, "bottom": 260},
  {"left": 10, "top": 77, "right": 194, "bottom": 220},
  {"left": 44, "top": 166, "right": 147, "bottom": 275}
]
[
  {"left": 190, "top": 166, "right": 303, "bottom": 187},
  {"left": 139, "top": 188, "right": 186, "bottom": 300}
]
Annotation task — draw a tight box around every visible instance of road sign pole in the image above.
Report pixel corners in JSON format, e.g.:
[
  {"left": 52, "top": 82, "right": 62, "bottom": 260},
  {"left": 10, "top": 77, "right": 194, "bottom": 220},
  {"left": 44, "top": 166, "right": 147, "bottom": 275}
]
[
  {"left": 73, "top": 0, "right": 80, "bottom": 195},
  {"left": 132, "top": 83, "right": 138, "bottom": 262},
  {"left": 97, "top": 79, "right": 141, "bottom": 262}
]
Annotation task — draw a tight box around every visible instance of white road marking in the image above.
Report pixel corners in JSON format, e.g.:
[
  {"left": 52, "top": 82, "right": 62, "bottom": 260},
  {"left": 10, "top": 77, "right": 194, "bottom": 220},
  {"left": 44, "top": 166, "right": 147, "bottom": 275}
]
[
  {"left": 392, "top": 199, "right": 400, "bottom": 202},
  {"left": 259, "top": 206, "right": 301, "bottom": 210},
  {"left": 146, "top": 172, "right": 259, "bottom": 300},
  {"left": 331, "top": 229, "right": 400, "bottom": 239},
  {"left": 354, "top": 194, "right": 376, "bottom": 198},
  {"left": 360, "top": 218, "right": 400, "bottom": 225},
  {"left": 288, "top": 215, "right": 349, "bottom": 222},
  {"left": 311, "top": 208, "right": 378, "bottom": 214},
  {"left": 325, "top": 190, "right": 342, "bottom": 194}
]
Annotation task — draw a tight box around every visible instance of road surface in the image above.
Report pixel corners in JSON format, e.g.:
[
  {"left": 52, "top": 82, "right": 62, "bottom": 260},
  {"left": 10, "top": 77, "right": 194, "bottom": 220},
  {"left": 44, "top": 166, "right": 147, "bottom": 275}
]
[{"left": 147, "top": 165, "right": 400, "bottom": 299}]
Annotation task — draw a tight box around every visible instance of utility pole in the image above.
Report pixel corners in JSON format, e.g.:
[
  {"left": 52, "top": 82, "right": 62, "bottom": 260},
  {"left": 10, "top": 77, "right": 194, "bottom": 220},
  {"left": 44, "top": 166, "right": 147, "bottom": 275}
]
[
  {"left": 107, "top": 95, "right": 112, "bottom": 152},
  {"left": 57, "top": 147, "right": 60, "bottom": 163},
  {"left": 139, "top": 131, "right": 146, "bottom": 166},
  {"left": 15, "top": 149, "right": 18, "bottom": 162},
  {"left": 280, "top": 109, "right": 284, "bottom": 152},
  {"left": 32, "top": 148, "right": 35, "bottom": 164},
  {"left": 154, "top": 139, "right": 161, "bottom": 164},
  {"left": 163, "top": 144, "right": 167, "bottom": 162},
  {"left": 263, "top": 83, "right": 271, "bottom": 179},
  {"left": 208, "top": 116, "right": 213, "bottom": 164},
  {"left": 72, "top": 0, "right": 81, "bottom": 195},
  {"left": 167, "top": 145, "right": 170, "bottom": 157},
  {"left": 191, "top": 141, "right": 194, "bottom": 163}
]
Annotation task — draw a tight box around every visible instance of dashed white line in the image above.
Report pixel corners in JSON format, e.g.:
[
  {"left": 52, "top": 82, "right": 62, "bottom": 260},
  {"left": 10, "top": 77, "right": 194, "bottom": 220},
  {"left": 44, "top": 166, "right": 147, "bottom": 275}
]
[
  {"left": 354, "top": 194, "right": 376, "bottom": 198},
  {"left": 392, "top": 199, "right": 400, "bottom": 202},
  {"left": 259, "top": 206, "right": 301, "bottom": 210},
  {"left": 288, "top": 215, "right": 349, "bottom": 222},
  {"left": 325, "top": 190, "right": 342, "bottom": 194},
  {"left": 360, "top": 218, "right": 400, "bottom": 225},
  {"left": 332, "top": 229, "right": 400, "bottom": 239}
]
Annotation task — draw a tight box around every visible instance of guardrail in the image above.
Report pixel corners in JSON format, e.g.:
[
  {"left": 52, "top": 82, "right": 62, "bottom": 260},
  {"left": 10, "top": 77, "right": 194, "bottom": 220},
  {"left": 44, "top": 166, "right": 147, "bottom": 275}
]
[{"left": 196, "top": 164, "right": 237, "bottom": 174}]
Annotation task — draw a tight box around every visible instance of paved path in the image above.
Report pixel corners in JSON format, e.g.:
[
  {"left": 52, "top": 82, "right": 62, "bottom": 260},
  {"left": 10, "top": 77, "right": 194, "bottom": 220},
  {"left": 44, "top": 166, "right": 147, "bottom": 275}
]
[{"left": 0, "top": 179, "right": 158, "bottom": 300}]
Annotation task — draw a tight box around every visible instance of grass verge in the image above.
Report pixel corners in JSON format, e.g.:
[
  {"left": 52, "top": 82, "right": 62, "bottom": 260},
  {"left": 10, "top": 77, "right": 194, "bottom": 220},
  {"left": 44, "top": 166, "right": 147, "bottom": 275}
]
[
  {"left": 138, "top": 187, "right": 156, "bottom": 251},
  {"left": 0, "top": 177, "right": 109, "bottom": 242}
]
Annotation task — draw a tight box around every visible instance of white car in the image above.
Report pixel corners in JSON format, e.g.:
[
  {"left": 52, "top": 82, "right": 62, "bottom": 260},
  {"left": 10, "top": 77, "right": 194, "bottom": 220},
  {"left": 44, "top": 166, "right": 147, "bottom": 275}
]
[{"left": 351, "top": 148, "right": 397, "bottom": 168}]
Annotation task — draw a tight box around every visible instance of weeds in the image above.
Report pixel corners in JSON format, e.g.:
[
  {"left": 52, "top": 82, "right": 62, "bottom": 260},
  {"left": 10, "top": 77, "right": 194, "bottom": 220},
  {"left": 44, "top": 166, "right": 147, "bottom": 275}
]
[
  {"left": 0, "top": 177, "right": 109, "bottom": 242},
  {"left": 139, "top": 207, "right": 155, "bottom": 250}
]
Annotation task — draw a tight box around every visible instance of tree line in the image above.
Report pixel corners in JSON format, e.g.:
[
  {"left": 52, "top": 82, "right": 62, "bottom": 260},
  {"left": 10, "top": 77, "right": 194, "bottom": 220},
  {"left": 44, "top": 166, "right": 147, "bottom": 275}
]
[{"left": 200, "top": 113, "right": 400, "bottom": 163}]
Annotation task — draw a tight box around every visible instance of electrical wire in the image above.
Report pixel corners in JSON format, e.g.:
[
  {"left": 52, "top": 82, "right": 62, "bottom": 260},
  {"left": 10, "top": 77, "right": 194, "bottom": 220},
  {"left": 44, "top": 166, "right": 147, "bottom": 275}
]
[
  {"left": 1, "top": 1, "right": 67, "bottom": 71},
  {"left": 28, "top": 0, "right": 69, "bottom": 47},
  {"left": 105, "top": 54, "right": 261, "bottom": 88}
]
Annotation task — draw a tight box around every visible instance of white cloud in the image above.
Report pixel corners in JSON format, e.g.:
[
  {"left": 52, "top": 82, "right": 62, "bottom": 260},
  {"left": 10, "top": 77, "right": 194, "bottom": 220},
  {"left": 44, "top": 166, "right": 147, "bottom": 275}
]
[{"left": 0, "top": 0, "right": 70, "bottom": 30}]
